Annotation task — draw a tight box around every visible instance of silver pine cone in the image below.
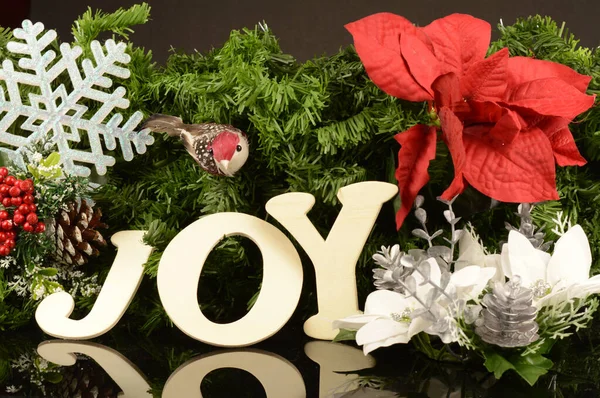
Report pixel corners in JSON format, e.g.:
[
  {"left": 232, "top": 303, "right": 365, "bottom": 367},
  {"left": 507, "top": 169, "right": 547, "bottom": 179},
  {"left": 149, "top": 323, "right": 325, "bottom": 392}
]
[
  {"left": 474, "top": 277, "right": 539, "bottom": 347},
  {"left": 505, "top": 203, "right": 552, "bottom": 251},
  {"left": 372, "top": 245, "right": 414, "bottom": 293}
]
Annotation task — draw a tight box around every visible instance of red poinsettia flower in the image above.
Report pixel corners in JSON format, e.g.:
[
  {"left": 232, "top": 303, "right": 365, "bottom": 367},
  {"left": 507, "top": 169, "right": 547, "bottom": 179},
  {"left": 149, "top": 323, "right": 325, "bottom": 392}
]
[{"left": 346, "top": 13, "right": 596, "bottom": 229}]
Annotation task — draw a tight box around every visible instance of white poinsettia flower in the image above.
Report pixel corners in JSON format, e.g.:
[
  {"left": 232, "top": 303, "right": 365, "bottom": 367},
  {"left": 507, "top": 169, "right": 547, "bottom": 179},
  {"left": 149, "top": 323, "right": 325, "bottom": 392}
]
[
  {"left": 417, "top": 257, "right": 495, "bottom": 303},
  {"left": 449, "top": 266, "right": 497, "bottom": 302},
  {"left": 332, "top": 289, "right": 428, "bottom": 355},
  {"left": 501, "top": 225, "right": 600, "bottom": 307},
  {"left": 456, "top": 228, "right": 503, "bottom": 282}
]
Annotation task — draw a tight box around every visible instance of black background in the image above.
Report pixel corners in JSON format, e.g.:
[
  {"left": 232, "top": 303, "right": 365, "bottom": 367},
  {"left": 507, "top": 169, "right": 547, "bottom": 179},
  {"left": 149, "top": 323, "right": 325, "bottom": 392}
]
[{"left": 2, "top": 0, "right": 599, "bottom": 64}]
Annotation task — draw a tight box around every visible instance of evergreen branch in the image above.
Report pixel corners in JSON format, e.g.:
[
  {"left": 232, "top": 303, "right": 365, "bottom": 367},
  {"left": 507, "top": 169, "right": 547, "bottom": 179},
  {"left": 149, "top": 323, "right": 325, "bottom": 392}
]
[{"left": 71, "top": 3, "right": 151, "bottom": 48}]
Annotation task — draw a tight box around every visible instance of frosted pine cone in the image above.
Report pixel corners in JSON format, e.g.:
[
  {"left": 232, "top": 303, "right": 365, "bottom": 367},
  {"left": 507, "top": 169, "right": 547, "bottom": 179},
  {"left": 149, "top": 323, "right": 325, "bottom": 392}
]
[
  {"left": 474, "top": 277, "right": 539, "bottom": 347},
  {"left": 372, "top": 245, "right": 414, "bottom": 292},
  {"left": 51, "top": 200, "right": 108, "bottom": 266},
  {"left": 505, "top": 203, "right": 552, "bottom": 251}
]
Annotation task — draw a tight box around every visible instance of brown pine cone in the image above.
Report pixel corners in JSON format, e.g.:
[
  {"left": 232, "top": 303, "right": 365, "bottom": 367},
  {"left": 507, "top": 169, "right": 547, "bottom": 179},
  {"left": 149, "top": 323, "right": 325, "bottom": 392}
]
[{"left": 52, "top": 199, "right": 108, "bottom": 266}]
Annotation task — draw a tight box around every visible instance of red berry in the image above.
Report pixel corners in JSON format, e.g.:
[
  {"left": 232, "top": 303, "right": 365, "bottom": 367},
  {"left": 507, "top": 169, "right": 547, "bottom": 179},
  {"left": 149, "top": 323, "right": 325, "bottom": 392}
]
[
  {"left": 13, "top": 213, "right": 25, "bottom": 225},
  {"left": 5, "top": 176, "right": 16, "bottom": 186},
  {"left": 22, "top": 222, "right": 33, "bottom": 232},
  {"left": 0, "top": 168, "right": 8, "bottom": 177},
  {"left": 23, "top": 194, "right": 34, "bottom": 205},
  {"left": 2, "top": 198, "right": 11, "bottom": 207},
  {"left": 0, "top": 245, "right": 9, "bottom": 256},
  {"left": 26, "top": 213, "right": 38, "bottom": 225},
  {"left": 5, "top": 239, "right": 15, "bottom": 249},
  {"left": 0, "top": 211, "right": 8, "bottom": 220},
  {"left": 0, "top": 185, "right": 8, "bottom": 195},
  {"left": 35, "top": 222, "right": 45, "bottom": 233},
  {"left": 0, "top": 233, "right": 6, "bottom": 242},
  {"left": 18, "top": 179, "right": 33, "bottom": 193},
  {"left": 6, "top": 231, "right": 16, "bottom": 240},
  {"left": 1, "top": 220, "right": 13, "bottom": 231},
  {"left": 10, "top": 197, "right": 21, "bottom": 206},
  {"left": 17, "top": 204, "right": 29, "bottom": 214},
  {"left": 8, "top": 186, "right": 20, "bottom": 197}
]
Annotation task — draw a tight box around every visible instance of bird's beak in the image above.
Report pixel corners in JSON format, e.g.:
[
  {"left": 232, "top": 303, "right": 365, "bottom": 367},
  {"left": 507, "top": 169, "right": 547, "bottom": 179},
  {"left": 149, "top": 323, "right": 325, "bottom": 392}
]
[{"left": 218, "top": 160, "right": 233, "bottom": 176}]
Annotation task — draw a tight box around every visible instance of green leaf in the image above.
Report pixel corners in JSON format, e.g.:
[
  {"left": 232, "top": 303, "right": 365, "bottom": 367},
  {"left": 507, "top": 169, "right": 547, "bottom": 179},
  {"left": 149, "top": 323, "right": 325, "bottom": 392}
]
[
  {"left": 42, "top": 152, "right": 61, "bottom": 167},
  {"left": 483, "top": 350, "right": 515, "bottom": 379},
  {"left": 44, "top": 372, "right": 63, "bottom": 384},
  {"left": 484, "top": 350, "right": 553, "bottom": 386},
  {"left": 333, "top": 329, "right": 357, "bottom": 343},
  {"left": 37, "top": 268, "right": 58, "bottom": 277},
  {"left": 27, "top": 164, "right": 40, "bottom": 180},
  {"left": 511, "top": 353, "right": 553, "bottom": 386}
]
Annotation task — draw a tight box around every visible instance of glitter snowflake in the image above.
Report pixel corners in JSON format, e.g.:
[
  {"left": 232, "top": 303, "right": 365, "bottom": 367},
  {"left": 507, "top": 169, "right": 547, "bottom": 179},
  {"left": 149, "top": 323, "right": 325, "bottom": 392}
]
[{"left": 0, "top": 20, "right": 154, "bottom": 177}]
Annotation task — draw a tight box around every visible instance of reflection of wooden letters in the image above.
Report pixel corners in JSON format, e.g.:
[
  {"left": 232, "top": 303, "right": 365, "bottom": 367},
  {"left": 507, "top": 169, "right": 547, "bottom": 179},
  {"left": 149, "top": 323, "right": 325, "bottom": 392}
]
[
  {"left": 304, "top": 341, "right": 375, "bottom": 397},
  {"left": 35, "top": 182, "right": 398, "bottom": 346},
  {"left": 163, "top": 349, "right": 306, "bottom": 398},
  {"left": 37, "top": 340, "right": 152, "bottom": 398},
  {"left": 37, "top": 340, "right": 376, "bottom": 398}
]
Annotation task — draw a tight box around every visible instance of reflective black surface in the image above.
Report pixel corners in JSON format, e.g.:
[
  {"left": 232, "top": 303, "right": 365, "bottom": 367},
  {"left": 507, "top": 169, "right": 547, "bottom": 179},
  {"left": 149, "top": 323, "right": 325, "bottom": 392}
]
[{"left": 2, "top": 318, "right": 600, "bottom": 397}]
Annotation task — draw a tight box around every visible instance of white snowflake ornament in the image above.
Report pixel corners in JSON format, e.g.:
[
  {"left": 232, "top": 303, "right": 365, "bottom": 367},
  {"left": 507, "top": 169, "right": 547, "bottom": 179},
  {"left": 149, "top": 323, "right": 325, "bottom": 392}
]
[{"left": 0, "top": 20, "right": 154, "bottom": 177}]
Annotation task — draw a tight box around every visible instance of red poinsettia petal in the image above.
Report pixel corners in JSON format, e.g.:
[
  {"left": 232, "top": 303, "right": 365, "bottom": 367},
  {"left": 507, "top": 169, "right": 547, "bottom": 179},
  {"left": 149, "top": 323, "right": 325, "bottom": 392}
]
[
  {"left": 394, "top": 124, "right": 437, "bottom": 229},
  {"left": 506, "top": 77, "right": 596, "bottom": 119},
  {"left": 462, "top": 126, "right": 559, "bottom": 202},
  {"left": 457, "top": 101, "right": 504, "bottom": 123},
  {"left": 345, "top": 13, "right": 433, "bottom": 101},
  {"left": 507, "top": 57, "right": 593, "bottom": 93},
  {"left": 422, "top": 14, "right": 491, "bottom": 76},
  {"left": 400, "top": 33, "right": 441, "bottom": 97},
  {"left": 536, "top": 117, "right": 587, "bottom": 166},
  {"left": 432, "top": 72, "right": 462, "bottom": 109},
  {"left": 438, "top": 108, "right": 467, "bottom": 200},
  {"left": 488, "top": 108, "right": 521, "bottom": 145},
  {"left": 460, "top": 48, "right": 509, "bottom": 101}
]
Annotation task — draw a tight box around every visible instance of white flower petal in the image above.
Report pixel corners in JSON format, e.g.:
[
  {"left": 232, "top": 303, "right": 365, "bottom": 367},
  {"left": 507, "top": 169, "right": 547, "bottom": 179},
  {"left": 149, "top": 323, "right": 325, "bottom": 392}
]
[
  {"left": 484, "top": 254, "right": 504, "bottom": 282},
  {"left": 362, "top": 333, "right": 409, "bottom": 355},
  {"left": 333, "top": 314, "right": 383, "bottom": 331},
  {"left": 363, "top": 290, "right": 412, "bottom": 315},
  {"left": 546, "top": 225, "right": 592, "bottom": 286},
  {"left": 456, "top": 230, "right": 486, "bottom": 270},
  {"left": 427, "top": 257, "right": 442, "bottom": 285},
  {"left": 451, "top": 266, "right": 496, "bottom": 300},
  {"left": 408, "top": 316, "right": 430, "bottom": 338},
  {"left": 504, "top": 230, "right": 550, "bottom": 286},
  {"left": 356, "top": 319, "right": 409, "bottom": 346}
]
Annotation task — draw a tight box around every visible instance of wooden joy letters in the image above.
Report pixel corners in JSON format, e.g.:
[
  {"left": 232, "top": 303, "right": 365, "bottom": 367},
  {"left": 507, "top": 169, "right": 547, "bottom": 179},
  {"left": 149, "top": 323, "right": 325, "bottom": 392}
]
[{"left": 35, "top": 181, "right": 398, "bottom": 346}]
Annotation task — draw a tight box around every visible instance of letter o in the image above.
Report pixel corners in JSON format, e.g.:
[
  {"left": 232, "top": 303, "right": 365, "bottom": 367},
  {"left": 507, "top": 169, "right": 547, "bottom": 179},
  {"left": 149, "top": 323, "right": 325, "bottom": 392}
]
[{"left": 157, "top": 212, "right": 304, "bottom": 346}]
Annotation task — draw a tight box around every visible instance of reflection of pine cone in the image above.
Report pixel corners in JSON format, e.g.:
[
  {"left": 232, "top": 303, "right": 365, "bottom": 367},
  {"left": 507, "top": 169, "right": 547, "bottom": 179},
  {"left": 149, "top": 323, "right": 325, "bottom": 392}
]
[
  {"left": 52, "top": 200, "right": 108, "bottom": 266},
  {"left": 56, "top": 358, "right": 119, "bottom": 398},
  {"left": 475, "top": 277, "right": 539, "bottom": 347}
]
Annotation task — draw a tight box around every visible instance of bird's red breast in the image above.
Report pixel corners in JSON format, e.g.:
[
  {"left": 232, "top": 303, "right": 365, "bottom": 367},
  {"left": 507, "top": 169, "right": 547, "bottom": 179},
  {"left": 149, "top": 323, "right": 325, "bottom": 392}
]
[{"left": 211, "top": 131, "right": 240, "bottom": 162}]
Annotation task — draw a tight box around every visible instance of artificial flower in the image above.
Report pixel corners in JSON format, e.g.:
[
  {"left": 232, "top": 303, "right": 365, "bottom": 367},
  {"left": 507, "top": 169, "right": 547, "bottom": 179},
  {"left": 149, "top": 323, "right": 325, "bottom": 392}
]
[
  {"left": 455, "top": 227, "right": 504, "bottom": 282},
  {"left": 500, "top": 225, "right": 600, "bottom": 307},
  {"left": 333, "top": 289, "right": 428, "bottom": 354},
  {"left": 346, "top": 13, "right": 596, "bottom": 229}
]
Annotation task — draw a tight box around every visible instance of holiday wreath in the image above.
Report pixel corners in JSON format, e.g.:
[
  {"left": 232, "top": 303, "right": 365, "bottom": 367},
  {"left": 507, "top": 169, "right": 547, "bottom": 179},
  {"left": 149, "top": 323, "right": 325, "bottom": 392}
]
[{"left": 0, "top": 2, "right": 598, "bottom": 388}]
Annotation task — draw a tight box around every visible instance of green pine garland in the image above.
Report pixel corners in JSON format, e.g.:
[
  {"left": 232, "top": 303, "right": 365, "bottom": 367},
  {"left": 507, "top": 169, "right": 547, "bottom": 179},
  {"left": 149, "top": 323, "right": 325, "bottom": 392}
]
[{"left": 0, "top": 4, "right": 599, "bottom": 335}]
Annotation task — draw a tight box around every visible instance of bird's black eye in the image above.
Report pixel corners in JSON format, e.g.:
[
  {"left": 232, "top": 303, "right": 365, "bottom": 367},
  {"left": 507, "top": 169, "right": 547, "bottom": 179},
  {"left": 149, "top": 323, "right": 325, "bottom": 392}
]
[
  {"left": 236, "top": 145, "right": 242, "bottom": 152},
  {"left": 209, "top": 148, "right": 213, "bottom": 155}
]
